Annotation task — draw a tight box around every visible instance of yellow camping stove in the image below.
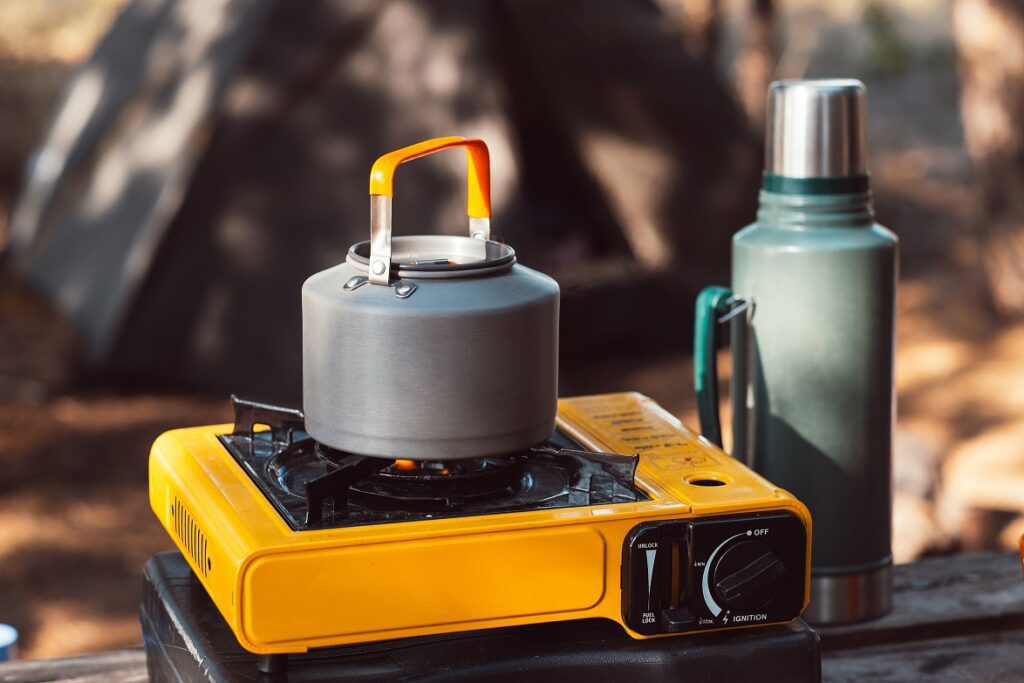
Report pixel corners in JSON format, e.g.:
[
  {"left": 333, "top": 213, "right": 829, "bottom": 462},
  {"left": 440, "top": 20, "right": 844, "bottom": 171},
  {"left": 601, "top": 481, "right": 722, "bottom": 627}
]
[{"left": 149, "top": 391, "right": 811, "bottom": 667}]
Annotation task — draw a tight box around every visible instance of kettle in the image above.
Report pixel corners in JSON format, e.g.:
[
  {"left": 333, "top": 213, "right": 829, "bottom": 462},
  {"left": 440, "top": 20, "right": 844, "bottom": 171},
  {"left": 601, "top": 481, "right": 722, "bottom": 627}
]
[{"left": 302, "top": 137, "right": 560, "bottom": 460}]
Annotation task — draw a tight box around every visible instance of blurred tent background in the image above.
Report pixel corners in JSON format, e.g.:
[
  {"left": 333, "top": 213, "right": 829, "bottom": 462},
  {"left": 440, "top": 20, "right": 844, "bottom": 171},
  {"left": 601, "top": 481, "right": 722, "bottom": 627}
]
[
  {"left": 4, "top": 0, "right": 761, "bottom": 402},
  {"left": 2, "top": 0, "right": 1024, "bottom": 660}
]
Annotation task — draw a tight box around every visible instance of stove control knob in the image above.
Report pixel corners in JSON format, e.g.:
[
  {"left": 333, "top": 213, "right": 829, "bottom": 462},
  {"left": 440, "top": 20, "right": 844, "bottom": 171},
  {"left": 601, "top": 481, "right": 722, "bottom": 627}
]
[{"left": 711, "top": 540, "right": 786, "bottom": 613}]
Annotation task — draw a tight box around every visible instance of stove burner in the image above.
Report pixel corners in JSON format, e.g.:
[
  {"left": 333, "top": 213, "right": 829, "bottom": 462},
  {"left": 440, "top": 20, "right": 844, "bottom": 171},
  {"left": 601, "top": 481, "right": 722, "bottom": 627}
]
[
  {"left": 322, "top": 446, "right": 530, "bottom": 510},
  {"left": 296, "top": 445, "right": 531, "bottom": 523},
  {"left": 220, "top": 397, "right": 647, "bottom": 531}
]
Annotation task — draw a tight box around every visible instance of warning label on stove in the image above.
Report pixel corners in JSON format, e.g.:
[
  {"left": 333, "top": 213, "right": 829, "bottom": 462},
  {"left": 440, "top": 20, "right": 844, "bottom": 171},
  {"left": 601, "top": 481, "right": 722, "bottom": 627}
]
[
  {"left": 646, "top": 452, "right": 718, "bottom": 471},
  {"left": 558, "top": 393, "right": 717, "bottom": 468}
]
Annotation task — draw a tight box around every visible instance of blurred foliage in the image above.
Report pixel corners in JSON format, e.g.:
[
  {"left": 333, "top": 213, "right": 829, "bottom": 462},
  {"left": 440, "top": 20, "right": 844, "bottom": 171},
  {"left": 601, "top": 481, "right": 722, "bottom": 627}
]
[
  {"left": 861, "top": 0, "right": 911, "bottom": 76},
  {"left": 0, "top": 1, "right": 125, "bottom": 62}
]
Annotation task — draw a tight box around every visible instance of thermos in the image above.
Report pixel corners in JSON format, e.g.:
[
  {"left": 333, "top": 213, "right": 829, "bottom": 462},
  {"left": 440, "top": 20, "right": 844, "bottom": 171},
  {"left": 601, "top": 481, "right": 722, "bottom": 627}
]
[{"left": 695, "top": 80, "right": 897, "bottom": 623}]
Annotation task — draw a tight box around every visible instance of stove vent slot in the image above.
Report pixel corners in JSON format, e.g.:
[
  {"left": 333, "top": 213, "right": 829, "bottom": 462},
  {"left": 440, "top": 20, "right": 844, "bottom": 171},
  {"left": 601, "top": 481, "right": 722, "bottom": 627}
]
[{"left": 172, "top": 497, "right": 210, "bottom": 577}]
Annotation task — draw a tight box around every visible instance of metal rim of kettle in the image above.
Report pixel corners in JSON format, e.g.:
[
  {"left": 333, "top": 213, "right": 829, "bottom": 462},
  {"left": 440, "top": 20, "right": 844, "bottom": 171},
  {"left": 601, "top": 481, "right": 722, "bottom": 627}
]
[
  {"left": 364, "top": 136, "right": 498, "bottom": 285},
  {"left": 346, "top": 235, "right": 516, "bottom": 280}
]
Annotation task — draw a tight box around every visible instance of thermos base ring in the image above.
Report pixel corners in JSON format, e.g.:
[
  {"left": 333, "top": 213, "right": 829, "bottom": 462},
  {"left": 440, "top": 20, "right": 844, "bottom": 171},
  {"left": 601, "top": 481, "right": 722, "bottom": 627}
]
[{"left": 804, "top": 564, "right": 892, "bottom": 625}]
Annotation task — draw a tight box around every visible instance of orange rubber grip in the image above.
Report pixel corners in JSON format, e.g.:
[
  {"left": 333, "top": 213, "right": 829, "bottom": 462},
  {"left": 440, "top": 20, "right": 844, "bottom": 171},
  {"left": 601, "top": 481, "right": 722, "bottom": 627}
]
[{"left": 369, "top": 136, "right": 491, "bottom": 219}]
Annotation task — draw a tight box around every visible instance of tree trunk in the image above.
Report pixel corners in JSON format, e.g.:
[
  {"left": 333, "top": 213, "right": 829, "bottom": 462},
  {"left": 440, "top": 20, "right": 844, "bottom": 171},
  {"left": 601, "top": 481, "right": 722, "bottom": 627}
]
[
  {"left": 676, "top": 0, "right": 721, "bottom": 65},
  {"left": 953, "top": 0, "right": 1024, "bottom": 317},
  {"left": 733, "top": 0, "right": 775, "bottom": 135}
]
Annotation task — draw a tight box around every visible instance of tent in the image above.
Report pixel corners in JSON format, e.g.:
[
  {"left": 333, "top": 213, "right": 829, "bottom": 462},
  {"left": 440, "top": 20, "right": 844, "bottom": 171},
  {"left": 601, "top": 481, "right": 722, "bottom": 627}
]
[{"left": 6, "top": 0, "right": 759, "bottom": 402}]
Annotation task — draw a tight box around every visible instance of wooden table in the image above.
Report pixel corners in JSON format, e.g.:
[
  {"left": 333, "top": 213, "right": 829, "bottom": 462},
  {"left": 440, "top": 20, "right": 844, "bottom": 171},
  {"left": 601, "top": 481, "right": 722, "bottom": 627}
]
[
  {"left": 821, "top": 551, "right": 1024, "bottom": 681},
  {"left": 1, "top": 551, "right": 1022, "bottom": 682}
]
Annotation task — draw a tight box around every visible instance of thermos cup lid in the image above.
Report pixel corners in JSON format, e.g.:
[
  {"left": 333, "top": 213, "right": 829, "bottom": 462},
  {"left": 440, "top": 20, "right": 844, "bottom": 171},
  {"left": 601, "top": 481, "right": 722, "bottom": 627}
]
[{"left": 766, "top": 79, "right": 868, "bottom": 178}]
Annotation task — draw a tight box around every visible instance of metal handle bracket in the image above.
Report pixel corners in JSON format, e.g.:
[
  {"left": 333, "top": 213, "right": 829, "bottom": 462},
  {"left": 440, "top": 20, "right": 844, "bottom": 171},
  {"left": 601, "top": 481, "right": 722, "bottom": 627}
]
[{"left": 367, "top": 136, "right": 492, "bottom": 284}]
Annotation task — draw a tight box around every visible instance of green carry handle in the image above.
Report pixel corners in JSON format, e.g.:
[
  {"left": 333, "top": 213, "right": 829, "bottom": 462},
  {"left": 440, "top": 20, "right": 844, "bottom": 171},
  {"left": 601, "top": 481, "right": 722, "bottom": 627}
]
[{"left": 694, "top": 286, "right": 745, "bottom": 447}]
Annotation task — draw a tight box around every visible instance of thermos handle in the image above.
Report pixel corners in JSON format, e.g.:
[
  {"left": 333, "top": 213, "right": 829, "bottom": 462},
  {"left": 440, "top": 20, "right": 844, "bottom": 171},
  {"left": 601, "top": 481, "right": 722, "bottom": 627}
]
[
  {"left": 694, "top": 286, "right": 746, "bottom": 447},
  {"left": 367, "top": 136, "right": 492, "bottom": 284}
]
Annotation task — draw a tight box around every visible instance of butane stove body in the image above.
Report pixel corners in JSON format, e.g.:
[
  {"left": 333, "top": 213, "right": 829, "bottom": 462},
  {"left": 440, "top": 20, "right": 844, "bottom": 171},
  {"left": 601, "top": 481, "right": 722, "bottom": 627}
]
[
  {"left": 149, "top": 392, "right": 811, "bottom": 657},
  {"left": 141, "top": 552, "right": 823, "bottom": 682}
]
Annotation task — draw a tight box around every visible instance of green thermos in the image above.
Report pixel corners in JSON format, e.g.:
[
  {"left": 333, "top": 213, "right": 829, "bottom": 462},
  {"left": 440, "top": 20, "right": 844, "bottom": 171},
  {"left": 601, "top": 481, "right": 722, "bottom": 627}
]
[{"left": 695, "top": 80, "right": 897, "bottom": 624}]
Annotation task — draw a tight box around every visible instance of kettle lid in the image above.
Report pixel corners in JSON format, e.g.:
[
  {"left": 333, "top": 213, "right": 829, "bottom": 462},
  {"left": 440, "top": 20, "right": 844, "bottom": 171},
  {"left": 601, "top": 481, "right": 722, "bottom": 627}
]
[{"left": 347, "top": 234, "right": 515, "bottom": 280}]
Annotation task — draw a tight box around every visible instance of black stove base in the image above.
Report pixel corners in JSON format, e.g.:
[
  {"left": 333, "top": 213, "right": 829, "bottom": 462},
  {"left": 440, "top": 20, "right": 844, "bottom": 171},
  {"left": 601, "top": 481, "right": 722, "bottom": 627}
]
[{"left": 140, "top": 552, "right": 821, "bottom": 682}]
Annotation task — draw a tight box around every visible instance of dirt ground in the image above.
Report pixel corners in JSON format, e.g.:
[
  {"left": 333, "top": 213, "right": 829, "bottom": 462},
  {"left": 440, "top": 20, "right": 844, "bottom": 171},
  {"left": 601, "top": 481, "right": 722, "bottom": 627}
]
[{"left": 4, "top": 0, "right": 1024, "bottom": 663}]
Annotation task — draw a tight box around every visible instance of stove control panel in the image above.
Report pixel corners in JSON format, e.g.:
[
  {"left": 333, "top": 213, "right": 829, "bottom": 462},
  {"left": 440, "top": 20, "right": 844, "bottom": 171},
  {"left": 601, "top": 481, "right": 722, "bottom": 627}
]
[{"left": 621, "top": 511, "right": 807, "bottom": 635}]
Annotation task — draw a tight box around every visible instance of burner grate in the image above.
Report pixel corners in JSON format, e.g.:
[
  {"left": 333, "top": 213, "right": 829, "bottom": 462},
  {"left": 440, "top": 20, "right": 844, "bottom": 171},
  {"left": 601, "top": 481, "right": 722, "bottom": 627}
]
[{"left": 219, "top": 397, "right": 647, "bottom": 530}]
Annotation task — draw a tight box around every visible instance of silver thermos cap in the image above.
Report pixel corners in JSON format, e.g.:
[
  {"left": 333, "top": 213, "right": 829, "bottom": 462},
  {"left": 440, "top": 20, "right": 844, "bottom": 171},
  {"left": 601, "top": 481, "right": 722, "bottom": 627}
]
[{"left": 766, "top": 79, "right": 868, "bottom": 178}]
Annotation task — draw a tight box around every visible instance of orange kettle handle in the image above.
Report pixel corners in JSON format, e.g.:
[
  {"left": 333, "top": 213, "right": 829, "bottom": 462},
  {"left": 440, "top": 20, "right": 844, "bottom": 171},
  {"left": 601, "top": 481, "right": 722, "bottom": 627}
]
[
  {"left": 369, "top": 136, "right": 491, "bottom": 219},
  {"left": 367, "top": 136, "right": 492, "bottom": 285}
]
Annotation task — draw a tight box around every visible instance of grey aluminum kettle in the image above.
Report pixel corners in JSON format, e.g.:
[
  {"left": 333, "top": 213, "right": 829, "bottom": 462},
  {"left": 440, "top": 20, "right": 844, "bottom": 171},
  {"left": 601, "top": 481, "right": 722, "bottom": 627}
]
[{"left": 302, "top": 136, "right": 559, "bottom": 460}]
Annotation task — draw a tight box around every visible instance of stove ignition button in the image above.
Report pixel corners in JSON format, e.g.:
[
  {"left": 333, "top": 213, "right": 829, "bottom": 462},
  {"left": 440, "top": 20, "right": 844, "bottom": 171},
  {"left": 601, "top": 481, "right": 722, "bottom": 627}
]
[{"left": 711, "top": 540, "right": 786, "bottom": 613}]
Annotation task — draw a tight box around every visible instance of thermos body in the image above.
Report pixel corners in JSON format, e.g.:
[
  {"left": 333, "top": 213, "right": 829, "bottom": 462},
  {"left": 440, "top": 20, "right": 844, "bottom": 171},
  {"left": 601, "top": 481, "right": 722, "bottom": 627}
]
[{"left": 731, "top": 202, "right": 898, "bottom": 582}]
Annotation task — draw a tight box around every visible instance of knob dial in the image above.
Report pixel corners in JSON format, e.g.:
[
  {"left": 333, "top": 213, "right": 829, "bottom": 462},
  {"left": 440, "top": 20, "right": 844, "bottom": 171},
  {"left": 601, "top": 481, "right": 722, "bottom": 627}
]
[{"left": 711, "top": 540, "right": 786, "bottom": 613}]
